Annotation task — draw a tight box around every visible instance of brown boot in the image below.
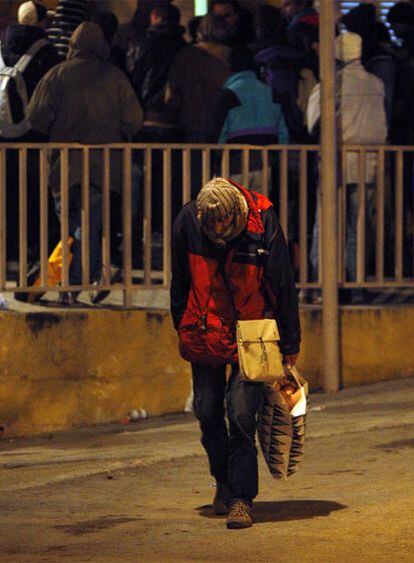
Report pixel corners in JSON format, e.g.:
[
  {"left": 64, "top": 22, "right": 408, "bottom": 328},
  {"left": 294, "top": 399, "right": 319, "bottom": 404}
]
[
  {"left": 226, "top": 500, "right": 253, "bottom": 529},
  {"left": 212, "top": 483, "right": 229, "bottom": 515}
]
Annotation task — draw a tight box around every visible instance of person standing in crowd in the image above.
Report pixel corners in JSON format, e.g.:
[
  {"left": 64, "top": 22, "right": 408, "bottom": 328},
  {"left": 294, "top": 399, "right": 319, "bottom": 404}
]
[
  {"left": 171, "top": 177, "right": 300, "bottom": 529},
  {"left": 113, "top": 0, "right": 171, "bottom": 76},
  {"left": 282, "top": 0, "right": 319, "bottom": 116},
  {"left": 307, "top": 32, "right": 387, "bottom": 304},
  {"left": 130, "top": 3, "right": 186, "bottom": 246},
  {"left": 91, "top": 10, "right": 128, "bottom": 77},
  {"left": 207, "top": 46, "right": 289, "bottom": 191},
  {"left": 342, "top": 3, "right": 395, "bottom": 132},
  {"left": 131, "top": 3, "right": 186, "bottom": 142},
  {"left": 165, "top": 12, "right": 230, "bottom": 143},
  {"left": 387, "top": 2, "right": 414, "bottom": 145},
  {"left": 386, "top": 2, "right": 414, "bottom": 276},
  {"left": 211, "top": 0, "right": 254, "bottom": 47},
  {"left": 27, "top": 22, "right": 143, "bottom": 304},
  {"left": 0, "top": 0, "right": 60, "bottom": 276},
  {"left": 46, "top": 0, "right": 89, "bottom": 60},
  {"left": 254, "top": 4, "right": 305, "bottom": 142}
]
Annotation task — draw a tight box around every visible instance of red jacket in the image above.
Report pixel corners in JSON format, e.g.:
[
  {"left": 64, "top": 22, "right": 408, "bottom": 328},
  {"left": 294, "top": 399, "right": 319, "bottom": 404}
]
[{"left": 170, "top": 181, "right": 300, "bottom": 366}]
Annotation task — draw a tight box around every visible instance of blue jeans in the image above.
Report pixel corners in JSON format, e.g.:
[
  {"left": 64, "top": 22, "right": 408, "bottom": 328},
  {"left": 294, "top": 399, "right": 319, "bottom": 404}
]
[
  {"left": 192, "top": 363, "right": 263, "bottom": 506},
  {"left": 54, "top": 184, "right": 102, "bottom": 285},
  {"left": 310, "top": 183, "right": 375, "bottom": 281}
]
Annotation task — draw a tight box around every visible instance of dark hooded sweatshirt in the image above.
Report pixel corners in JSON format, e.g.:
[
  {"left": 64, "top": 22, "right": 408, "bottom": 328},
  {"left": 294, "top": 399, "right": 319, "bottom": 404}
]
[{"left": 27, "top": 22, "right": 143, "bottom": 194}]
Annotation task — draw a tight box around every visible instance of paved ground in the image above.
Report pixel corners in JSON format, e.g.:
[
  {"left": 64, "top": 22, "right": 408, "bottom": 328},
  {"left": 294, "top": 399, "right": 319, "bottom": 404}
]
[{"left": 0, "top": 377, "right": 414, "bottom": 563}]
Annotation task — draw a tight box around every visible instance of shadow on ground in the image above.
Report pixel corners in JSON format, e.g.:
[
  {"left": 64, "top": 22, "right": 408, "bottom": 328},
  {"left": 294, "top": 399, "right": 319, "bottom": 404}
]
[{"left": 196, "top": 500, "right": 347, "bottom": 523}]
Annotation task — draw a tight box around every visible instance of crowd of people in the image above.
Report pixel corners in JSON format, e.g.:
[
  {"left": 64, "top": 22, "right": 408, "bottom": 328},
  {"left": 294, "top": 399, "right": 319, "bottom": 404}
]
[{"left": 1, "top": 0, "right": 414, "bottom": 304}]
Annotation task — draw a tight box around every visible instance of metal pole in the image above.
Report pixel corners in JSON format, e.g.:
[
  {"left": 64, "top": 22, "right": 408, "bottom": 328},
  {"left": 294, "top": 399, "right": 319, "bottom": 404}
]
[{"left": 319, "top": 0, "right": 340, "bottom": 391}]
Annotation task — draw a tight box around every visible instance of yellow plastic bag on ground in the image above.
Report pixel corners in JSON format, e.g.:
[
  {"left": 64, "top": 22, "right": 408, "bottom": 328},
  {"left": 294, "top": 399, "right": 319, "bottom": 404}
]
[{"left": 14, "top": 237, "right": 74, "bottom": 303}]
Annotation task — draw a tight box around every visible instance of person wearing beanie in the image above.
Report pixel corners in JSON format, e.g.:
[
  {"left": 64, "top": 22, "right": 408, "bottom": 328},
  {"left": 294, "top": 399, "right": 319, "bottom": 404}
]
[
  {"left": 18, "top": 1, "right": 47, "bottom": 29},
  {"left": 171, "top": 177, "right": 300, "bottom": 528},
  {"left": 307, "top": 31, "right": 387, "bottom": 303},
  {"left": 342, "top": 3, "right": 395, "bottom": 131},
  {"left": 27, "top": 22, "right": 143, "bottom": 303}
]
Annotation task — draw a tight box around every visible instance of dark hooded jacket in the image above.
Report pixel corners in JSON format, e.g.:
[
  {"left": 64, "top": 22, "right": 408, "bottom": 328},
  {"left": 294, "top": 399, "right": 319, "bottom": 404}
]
[
  {"left": 131, "top": 21, "right": 186, "bottom": 121},
  {"left": 27, "top": 22, "right": 143, "bottom": 194},
  {"left": 255, "top": 43, "right": 307, "bottom": 141},
  {"left": 171, "top": 181, "right": 300, "bottom": 366}
]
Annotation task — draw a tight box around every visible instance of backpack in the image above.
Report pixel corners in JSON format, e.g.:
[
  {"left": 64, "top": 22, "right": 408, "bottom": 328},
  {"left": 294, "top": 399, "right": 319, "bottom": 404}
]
[{"left": 0, "top": 39, "right": 47, "bottom": 139}]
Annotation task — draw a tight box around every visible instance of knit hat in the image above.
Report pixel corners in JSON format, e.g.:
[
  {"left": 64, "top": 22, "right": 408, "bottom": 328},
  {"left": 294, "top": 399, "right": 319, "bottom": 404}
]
[
  {"left": 18, "top": 1, "right": 47, "bottom": 26},
  {"left": 335, "top": 32, "right": 362, "bottom": 63},
  {"left": 196, "top": 178, "right": 248, "bottom": 246}
]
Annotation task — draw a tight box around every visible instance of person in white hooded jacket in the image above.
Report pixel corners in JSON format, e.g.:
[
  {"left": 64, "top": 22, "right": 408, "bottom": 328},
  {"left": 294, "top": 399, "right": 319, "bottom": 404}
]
[{"left": 307, "top": 32, "right": 387, "bottom": 302}]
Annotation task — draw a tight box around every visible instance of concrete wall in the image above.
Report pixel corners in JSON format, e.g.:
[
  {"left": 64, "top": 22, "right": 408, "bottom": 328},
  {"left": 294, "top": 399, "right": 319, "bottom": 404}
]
[{"left": 1, "top": 306, "right": 413, "bottom": 436}]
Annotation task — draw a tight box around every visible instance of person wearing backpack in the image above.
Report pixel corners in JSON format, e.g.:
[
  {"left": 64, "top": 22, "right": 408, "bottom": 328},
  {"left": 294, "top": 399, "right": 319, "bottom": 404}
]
[{"left": 0, "top": 1, "right": 60, "bottom": 275}]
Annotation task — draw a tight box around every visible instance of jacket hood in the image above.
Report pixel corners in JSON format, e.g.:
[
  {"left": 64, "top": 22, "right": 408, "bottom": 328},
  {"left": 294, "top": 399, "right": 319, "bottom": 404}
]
[
  {"left": 227, "top": 179, "right": 273, "bottom": 237},
  {"left": 68, "top": 22, "right": 110, "bottom": 61},
  {"left": 4, "top": 24, "right": 44, "bottom": 55},
  {"left": 255, "top": 44, "right": 302, "bottom": 65}
]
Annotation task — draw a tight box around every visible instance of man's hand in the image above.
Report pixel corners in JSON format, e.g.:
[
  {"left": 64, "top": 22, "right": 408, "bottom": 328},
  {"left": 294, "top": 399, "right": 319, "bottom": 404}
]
[{"left": 283, "top": 354, "right": 299, "bottom": 368}]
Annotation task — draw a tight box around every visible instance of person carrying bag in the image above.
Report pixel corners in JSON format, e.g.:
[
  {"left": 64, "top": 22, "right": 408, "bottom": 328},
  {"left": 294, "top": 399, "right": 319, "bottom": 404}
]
[{"left": 171, "top": 177, "right": 301, "bottom": 529}]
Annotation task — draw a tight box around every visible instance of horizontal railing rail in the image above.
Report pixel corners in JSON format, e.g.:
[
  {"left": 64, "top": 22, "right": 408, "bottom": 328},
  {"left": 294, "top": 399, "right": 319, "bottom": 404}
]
[{"left": 1, "top": 142, "right": 413, "bottom": 306}]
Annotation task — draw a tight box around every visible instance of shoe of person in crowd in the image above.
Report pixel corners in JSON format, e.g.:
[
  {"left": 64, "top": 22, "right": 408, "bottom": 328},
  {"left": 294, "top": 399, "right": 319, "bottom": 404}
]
[
  {"left": 6, "top": 261, "right": 19, "bottom": 280},
  {"left": 212, "top": 483, "right": 229, "bottom": 515},
  {"left": 13, "top": 262, "right": 45, "bottom": 303},
  {"left": 226, "top": 500, "right": 253, "bottom": 529},
  {"left": 58, "top": 291, "right": 80, "bottom": 306},
  {"left": 90, "top": 268, "right": 123, "bottom": 304}
]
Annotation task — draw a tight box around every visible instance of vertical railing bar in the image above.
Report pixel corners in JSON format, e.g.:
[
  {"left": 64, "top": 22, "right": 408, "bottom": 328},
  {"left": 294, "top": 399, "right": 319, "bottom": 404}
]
[
  {"left": 356, "top": 149, "right": 366, "bottom": 283},
  {"left": 299, "top": 149, "right": 308, "bottom": 284},
  {"left": 262, "top": 149, "right": 269, "bottom": 197},
  {"left": 202, "top": 148, "right": 210, "bottom": 186},
  {"left": 144, "top": 147, "right": 152, "bottom": 285},
  {"left": 39, "top": 148, "right": 48, "bottom": 287},
  {"left": 123, "top": 146, "right": 133, "bottom": 306},
  {"left": 376, "top": 148, "right": 385, "bottom": 282},
  {"left": 279, "top": 148, "right": 288, "bottom": 239},
  {"left": 338, "top": 148, "right": 347, "bottom": 284},
  {"left": 60, "top": 147, "right": 70, "bottom": 290},
  {"left": 222, "top": 147, "right": 229, "bottom": 178},
  {"left": 242, "top": 148, "right": 249, "bottom": 186},
  {"left": 19, "top": 148, "right": 28, "bottom": 285},
  {"left": 0, "top": 149, "right": 6, "bottom": 287},
  {"left": 81, "top": 147, "right": 90, "bottom": 287},
  {"left": 395, "top": 149, "right": 403, "bottom": 281},
  {"left": 163, "top": 147, "right": 172, "bottom": 286},
  {"left": 299, "top": 150, "right": 308, "bottom": 284},
  {"left": 182, "top": 147, "right": 191, "bottom": 204},
  {"left": 102, "top": 146, "right": 111, "bottom": 284}
]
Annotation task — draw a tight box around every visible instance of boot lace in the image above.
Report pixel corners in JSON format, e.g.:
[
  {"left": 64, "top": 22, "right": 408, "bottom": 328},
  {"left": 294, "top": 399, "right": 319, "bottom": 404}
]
[{"left": 230, "top": 501, "right": 250, "bottom": 517}]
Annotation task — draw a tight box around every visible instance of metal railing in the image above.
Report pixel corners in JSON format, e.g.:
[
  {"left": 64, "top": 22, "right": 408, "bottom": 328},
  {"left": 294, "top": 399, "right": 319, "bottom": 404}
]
[{"left": 1, "top": 142, "right": 414, "bottom": 306}]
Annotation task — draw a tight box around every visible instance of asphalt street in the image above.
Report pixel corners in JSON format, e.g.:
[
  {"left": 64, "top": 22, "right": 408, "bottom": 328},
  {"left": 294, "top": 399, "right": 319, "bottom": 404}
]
[{"left": 0, "top": 377, "right": 414, "bottom": 562}]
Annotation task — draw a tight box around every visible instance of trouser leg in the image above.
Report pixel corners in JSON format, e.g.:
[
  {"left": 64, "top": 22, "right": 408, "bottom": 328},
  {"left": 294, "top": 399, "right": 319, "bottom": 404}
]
[
  {"left": 54, "top": 184, "right": 102, "bottom": 285},
  {"left": 192, "top": 363, "right": 229, "bottom": 484},
  {"left": 226, "top": 366, "right": 263, "bottom": 506}
]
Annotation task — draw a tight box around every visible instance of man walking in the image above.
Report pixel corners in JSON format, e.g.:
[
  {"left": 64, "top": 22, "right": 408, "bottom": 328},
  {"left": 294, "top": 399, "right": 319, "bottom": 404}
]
[{"left": 171, "top": 177, "right": 300, "bottom": 528}]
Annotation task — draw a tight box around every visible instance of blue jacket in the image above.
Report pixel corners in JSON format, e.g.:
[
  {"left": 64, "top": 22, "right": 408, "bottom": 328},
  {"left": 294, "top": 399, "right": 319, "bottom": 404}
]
[{"left": 218, "top": 71, "right": 289, "bottom": 144}]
